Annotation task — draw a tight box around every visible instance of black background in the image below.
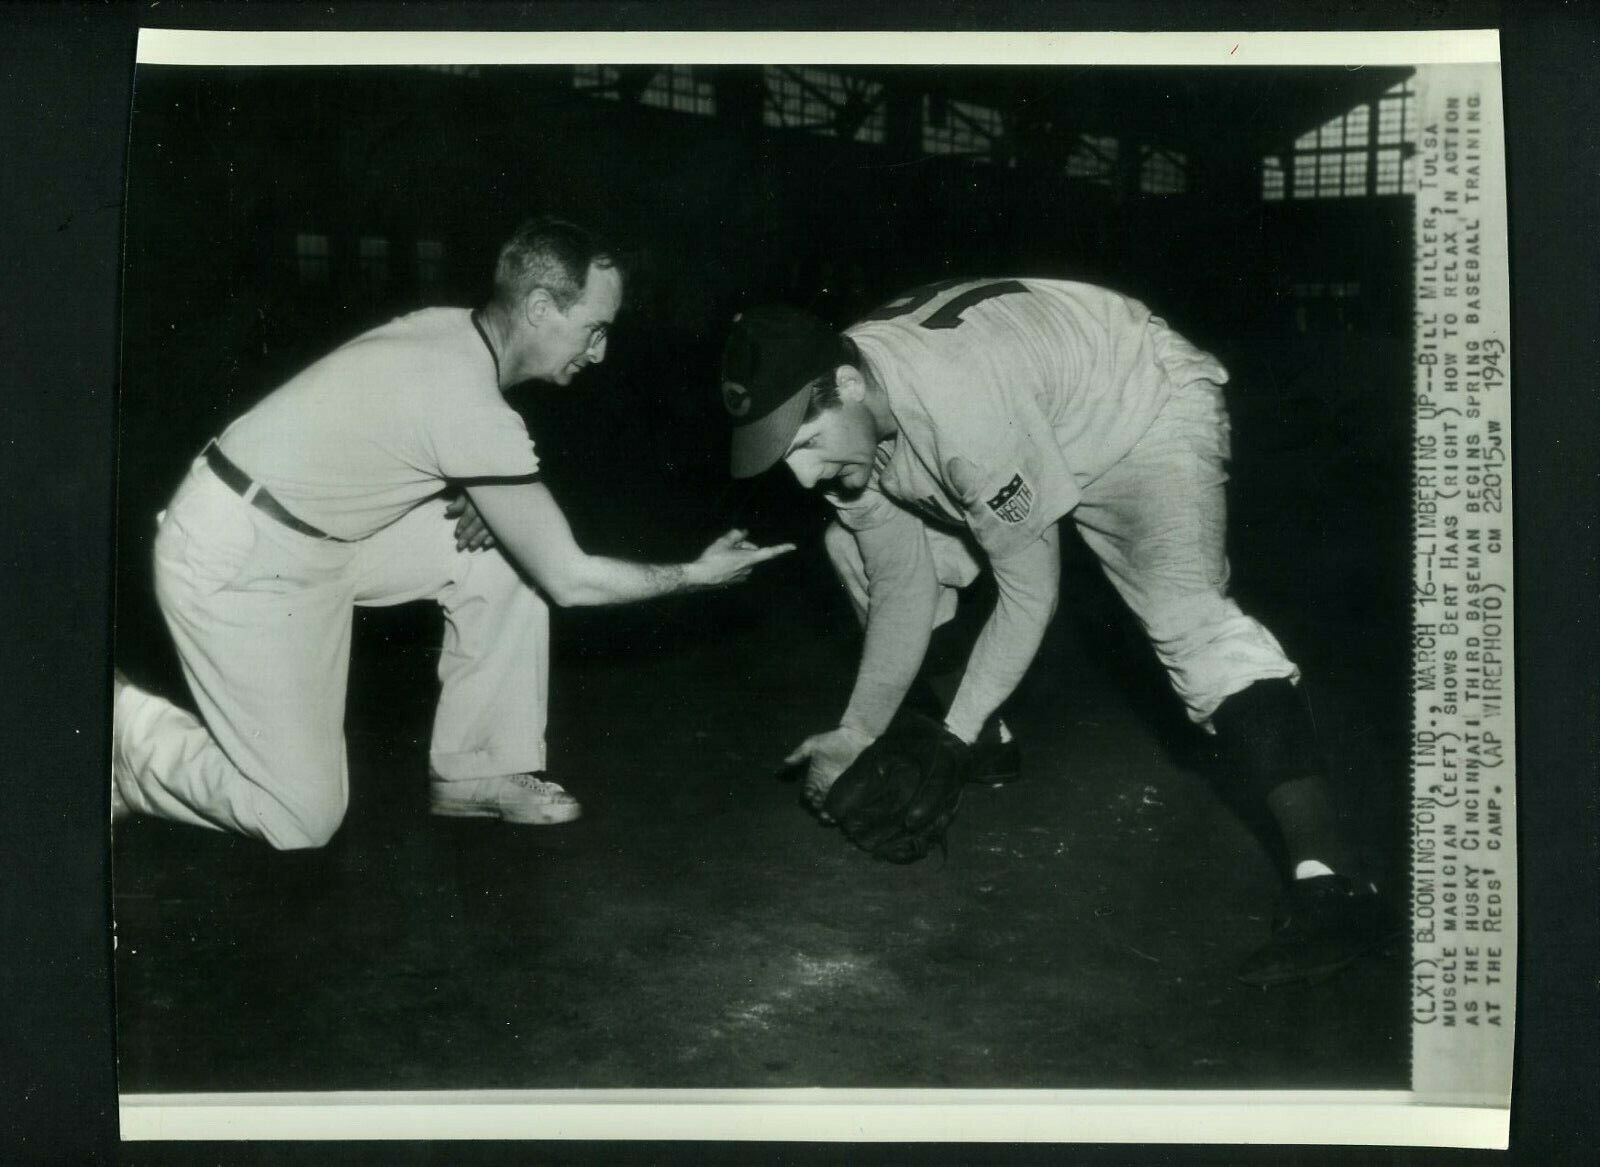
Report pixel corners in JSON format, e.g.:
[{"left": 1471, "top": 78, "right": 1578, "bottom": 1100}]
[{"left": 3, "top": 1, "right": 1594, "bottom": 1164}]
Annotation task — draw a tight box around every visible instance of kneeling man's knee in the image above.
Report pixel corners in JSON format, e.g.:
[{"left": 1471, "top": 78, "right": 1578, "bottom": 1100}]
[{"left": 260, "top": 789, "right": 348, "bottom": 851}]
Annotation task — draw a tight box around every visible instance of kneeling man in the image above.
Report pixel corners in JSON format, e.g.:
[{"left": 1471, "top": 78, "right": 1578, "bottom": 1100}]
[{"left": 113, "top": 217, "right": 790, "bottom": 850}]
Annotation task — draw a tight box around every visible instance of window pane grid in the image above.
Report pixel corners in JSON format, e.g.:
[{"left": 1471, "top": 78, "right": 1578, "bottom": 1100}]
[
  {"left": 1317, "top": 152, "right": 1342, "bottom": 195},
  {"left": 1345, "top": 104, "right": 1370, "bottom": 148},
  {"left": 924, "top": 96, "right": 1003, "bottom": 156},
  {"left": 1066, "top": 135, "right": 1118, "bottom": 184},
  {"left": 762, "top": 67, "right": 885, "bottom": 143},
  {"left": 573, "top": 64, "right": 623, "bottom": 99},
  {"left": 1139, "top": 148, "right": 1187, "bottom": 195},
  {"left": 1293, "top": 153, "right": 1318, "bottom": 198},
  {"left": 1266, "top": 79, "right": 1413, "bottom": 200},
  {"left": 1342, "top": 151, "right": 1369, "bottom": 196},
  {"left": 640, "top": 65, "right": 714, "bottom": 116},
  {"left": 831, "top": 71, "right": 886, "bottom": 143},
  {"left": 1261, "top": 155, "right": 1286, "bottom": 200},
  {"left": 763, "top": 67, "right": 829, "bottom": 129},
  {"left": 1374, "top": 147, "right": 1404, "bottom": 194},
  {"left": 1377, "top": 96, "right": 1405, "bottom": 145}
]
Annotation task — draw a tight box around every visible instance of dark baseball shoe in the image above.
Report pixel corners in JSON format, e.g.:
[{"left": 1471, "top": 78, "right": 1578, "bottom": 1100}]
[
  {"left": 1236, "top": 874, "right": 1404, "bottom": 987},
  {"left": 967, "top": 719, "right": 1021, "bottom": 786},
  {"left": 429, "top": 769, "right": 582, "bottom": 825}
]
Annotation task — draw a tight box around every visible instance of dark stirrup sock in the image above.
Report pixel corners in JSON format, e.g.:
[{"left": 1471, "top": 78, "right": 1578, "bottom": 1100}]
[
  {"left": 1265, "top": 774, "right": 1347, "bottom": 878},
  {"left": 1212, "top": 678, "right": 1350, "bottom": 878}
]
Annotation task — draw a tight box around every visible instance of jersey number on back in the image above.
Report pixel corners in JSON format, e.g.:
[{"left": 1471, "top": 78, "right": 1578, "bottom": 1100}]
[{"left": 861, "top": 279, "right": 1031, "bottom": 330}]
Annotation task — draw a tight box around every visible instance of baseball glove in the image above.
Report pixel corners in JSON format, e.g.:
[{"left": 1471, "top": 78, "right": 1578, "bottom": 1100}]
[{"left": 822, "top": 711, "right": 969, "bottom": 864}]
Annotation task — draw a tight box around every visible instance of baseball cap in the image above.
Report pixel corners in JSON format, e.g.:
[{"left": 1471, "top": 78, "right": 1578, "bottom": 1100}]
[{"left": 721, "top": 305, "right": 841, "bottom": 479}]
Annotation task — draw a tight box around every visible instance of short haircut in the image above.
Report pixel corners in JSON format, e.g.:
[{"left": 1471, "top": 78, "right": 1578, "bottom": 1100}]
[
  {"left": 492, "top": 216, "right": 621, "bottom": 312},
  {"left": 800, "top": 334, "right": 864, "bottom": 422}
]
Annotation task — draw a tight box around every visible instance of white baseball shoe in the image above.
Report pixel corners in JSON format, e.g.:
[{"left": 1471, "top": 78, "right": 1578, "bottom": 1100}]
[{"left": 428, "top": 769, "right": 582, "bottom": 825}]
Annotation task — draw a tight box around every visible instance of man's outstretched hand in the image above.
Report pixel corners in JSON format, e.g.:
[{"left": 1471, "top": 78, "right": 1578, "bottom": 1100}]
[{"left": 689, "top": 528, "right": 796, "bottom": 588}]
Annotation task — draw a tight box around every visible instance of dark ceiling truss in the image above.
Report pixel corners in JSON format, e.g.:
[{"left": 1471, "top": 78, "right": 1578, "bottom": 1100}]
[
  {"left": 570, "top": 64, "right": 667, "bottom": 103},
  {"left": 553, "top": 62, "right": 1417, "bottom": 178},
  {"left": 1065, "top": 132, "right": 1119, "bottom": 177},
  {"left": 762, "top": 66, "right": 887, "bottom": 141},
  {"left": 923, "top": 92, "right": 1007, "bottom": 160}
]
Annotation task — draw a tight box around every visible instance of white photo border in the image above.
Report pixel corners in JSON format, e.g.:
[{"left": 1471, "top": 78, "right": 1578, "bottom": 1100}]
[{"left": 118, "top": 26, "right": 1514, "bottom": 1149}]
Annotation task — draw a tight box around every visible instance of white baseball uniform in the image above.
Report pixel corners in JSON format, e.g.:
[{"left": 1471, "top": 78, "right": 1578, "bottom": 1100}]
[
  {"left": 823, "top": 277, "right": 1298, "bottom": 737},
  {"left": 113, "top": 308, "right": 551, "bottom": 849}
]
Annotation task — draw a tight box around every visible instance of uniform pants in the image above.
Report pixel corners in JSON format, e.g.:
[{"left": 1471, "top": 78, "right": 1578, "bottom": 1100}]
[
  {"left": 113, "top": 458, "right": 549, "bottom": 849},
  {"left": 825, "top": 379, "right": 1297, "bottom": 725}
]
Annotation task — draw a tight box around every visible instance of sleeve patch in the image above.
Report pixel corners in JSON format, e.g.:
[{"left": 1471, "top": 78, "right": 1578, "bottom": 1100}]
[{"left": 986, "top": 473, "right": 1035, "bottom": 524}]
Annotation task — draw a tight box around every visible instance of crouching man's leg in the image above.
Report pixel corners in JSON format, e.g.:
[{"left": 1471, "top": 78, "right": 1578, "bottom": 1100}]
[
  {"left": 115, "top": 463, "right": 355, "bottom": 850},
  {"left": 1078, "top": 379, "right": 1400, "bottom": 986},
  {"left": 353, "top": 496, "right": 576, "bottom": 825},
  {"left": 1206, "top": 675, "right": 1402, "bottom": 985},
  {"left": 823, "top": 520, "right": 1018, "bottom": 785}
]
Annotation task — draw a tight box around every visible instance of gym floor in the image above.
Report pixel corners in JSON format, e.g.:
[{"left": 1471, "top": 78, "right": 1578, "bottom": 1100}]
[{"left": 112, "top": 507, "right": 1410, "bottom": 1094}]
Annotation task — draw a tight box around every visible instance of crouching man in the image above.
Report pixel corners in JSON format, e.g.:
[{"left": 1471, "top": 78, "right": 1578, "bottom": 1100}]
[{"left": 718, "top": 279, "right": 1396, "bottom": 986}]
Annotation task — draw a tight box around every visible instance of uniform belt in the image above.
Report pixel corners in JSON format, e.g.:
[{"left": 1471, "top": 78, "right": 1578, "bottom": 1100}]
[{"left": 203, "top": 442, "right": 336, "bottom": 541}]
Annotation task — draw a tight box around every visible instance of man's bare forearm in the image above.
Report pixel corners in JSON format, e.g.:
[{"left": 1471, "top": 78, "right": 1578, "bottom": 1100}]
[
  {"left": 466, "top": 482, "right": 792, "bottom": 607},
  {"left": 551, "top": 557, "right": 696, "bottom": 606}
]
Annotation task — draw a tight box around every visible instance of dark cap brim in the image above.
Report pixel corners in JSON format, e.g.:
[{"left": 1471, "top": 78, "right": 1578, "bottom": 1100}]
[{"left": 729, "top": 385, "right": 811, "bottom": 479}]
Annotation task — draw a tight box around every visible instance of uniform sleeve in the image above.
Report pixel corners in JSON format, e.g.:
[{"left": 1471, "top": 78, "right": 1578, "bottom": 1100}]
[
  {"left": 827, "top": 445, "right": 909, "bottom": 534},
  {"left": 926, "top": 380, "right": 1080, "bottom": 561},
  {"left": 839, "top": 506, "right": 941, "bottom": 738},
  {"left": 942, "top": 525, "right": 1061, "bottom": 742},
  {"left": 426, "top": 403, "right": 542, "bottom": 483}
]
